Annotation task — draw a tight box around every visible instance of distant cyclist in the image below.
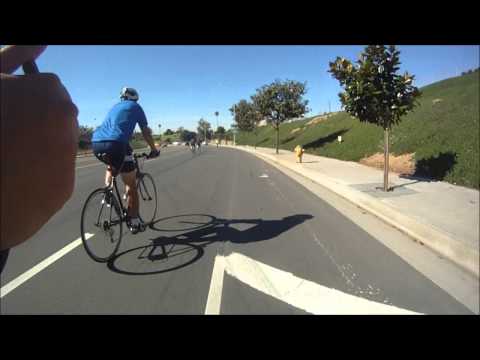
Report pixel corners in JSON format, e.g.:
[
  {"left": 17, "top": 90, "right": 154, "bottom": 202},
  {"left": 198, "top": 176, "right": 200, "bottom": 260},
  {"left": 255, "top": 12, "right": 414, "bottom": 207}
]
[
  {"left": 91, "top": 87, "right": 159, "bottom": 234},
  {"left": 190, "top": 138, "right": 197, "bottom": 152}
]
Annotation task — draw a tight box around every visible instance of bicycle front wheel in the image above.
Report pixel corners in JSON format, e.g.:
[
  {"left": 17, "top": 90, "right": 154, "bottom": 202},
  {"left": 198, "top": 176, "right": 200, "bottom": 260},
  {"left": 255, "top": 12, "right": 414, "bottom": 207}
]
[
  {"left": 137, "top": 173, "right": 158, "bottom": 225},
  {"left": 81, "top": 188, "right": 123, "bottom": 262}
]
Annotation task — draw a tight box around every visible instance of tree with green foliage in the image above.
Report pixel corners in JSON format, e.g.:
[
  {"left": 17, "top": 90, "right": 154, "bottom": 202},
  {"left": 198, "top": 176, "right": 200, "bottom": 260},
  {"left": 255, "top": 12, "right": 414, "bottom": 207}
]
[
  {"left": 230, "top": 99, "right": 257, "bottom": 131},
  {"left": 214, "top": 111, "right": 219, "bottom": 130},
  {"left": 215, "top": 126, "right": 226, "bottom": 141},
  {"left": 251, "top": 79, "right": 309, "bottom": 154},
  {"left": 197, "top": 118, "right": 212, "bottom": 141},
  {"left": 215, "top": 126, "right": 226, "bottom": 134},
  {"left": 179, "top": 129, "right": 196, "bottom": 142},
  {"left": 230, "top": 100, "right": 263, "bottom": 149},
  {"left": 224, "top": 127, "right": 234, "bottom": 144},
  {"left": 164, "top": 129, "right": 174, "bottom": 135},
  {"left": 176, "top": 127, "right": 184, "bottom": 134},
  {"left": 78, "top": 125, "right": 94, "bottom": 149},
  {"left": 329, "top": 45, "right": 421, "bottom": 191}
]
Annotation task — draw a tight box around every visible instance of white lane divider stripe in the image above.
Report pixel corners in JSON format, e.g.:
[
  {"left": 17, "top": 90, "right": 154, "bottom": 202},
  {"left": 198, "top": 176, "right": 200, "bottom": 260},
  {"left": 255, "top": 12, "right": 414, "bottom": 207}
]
[
  {"left": 0, "top": 233, "right": 94, "bottom": 298},
  {"left": 204, "top": 255, "right": 226, "bottom": 315}
]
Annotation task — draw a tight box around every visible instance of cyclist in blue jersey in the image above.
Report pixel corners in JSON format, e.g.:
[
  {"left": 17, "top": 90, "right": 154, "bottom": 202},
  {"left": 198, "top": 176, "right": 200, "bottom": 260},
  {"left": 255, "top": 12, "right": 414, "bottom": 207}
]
[{"left": 92, "top": 87, "right": 159, "bottom": 234}]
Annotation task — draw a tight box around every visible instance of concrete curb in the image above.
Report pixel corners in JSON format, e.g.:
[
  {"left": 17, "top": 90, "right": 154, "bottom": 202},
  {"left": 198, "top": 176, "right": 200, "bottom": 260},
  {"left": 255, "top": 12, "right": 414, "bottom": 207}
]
[{"left": 230, "top": 145, "right": 479, "bottom": 278}]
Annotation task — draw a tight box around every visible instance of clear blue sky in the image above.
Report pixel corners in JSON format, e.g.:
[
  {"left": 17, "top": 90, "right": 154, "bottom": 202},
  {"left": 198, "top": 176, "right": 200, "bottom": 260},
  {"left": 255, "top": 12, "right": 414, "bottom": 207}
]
[{"left": 25, "top": 45, "right": 479, "bottom": 133}]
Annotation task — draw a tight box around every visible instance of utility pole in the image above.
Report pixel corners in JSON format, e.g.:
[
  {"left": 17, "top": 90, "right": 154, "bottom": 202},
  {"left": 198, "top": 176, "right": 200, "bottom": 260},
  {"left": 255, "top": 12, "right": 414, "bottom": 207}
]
[{"left": 214, "top": 111, "right": 219, "bottom": 144}]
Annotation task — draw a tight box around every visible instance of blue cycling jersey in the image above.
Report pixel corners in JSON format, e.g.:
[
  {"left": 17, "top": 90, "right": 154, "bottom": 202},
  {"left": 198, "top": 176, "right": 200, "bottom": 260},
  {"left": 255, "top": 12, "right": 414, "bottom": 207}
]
[{"left": 92, "top": 100, "right": 148, "bottom": 144}]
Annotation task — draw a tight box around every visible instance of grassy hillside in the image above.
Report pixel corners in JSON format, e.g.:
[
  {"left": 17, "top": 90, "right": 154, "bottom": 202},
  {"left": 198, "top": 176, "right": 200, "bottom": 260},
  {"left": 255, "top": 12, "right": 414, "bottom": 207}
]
[{"left": 237, "top": 72, "right": 480, "bottom": 189}]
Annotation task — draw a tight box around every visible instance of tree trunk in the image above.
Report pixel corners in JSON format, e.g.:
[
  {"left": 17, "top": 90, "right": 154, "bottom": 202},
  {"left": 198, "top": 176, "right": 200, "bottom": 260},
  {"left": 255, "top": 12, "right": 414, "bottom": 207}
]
[
  {"left": 383, "top": 127, "right": 389, "bottom": 192},
  {"left": 276, "top": 125, "right": 279, "bottom": 154}
]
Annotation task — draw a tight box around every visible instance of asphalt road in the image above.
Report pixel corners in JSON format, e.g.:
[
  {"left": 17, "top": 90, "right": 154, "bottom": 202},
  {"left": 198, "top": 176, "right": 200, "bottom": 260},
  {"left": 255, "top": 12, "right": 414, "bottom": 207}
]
[{"left": 0, "top": 145, "right": 477, "bottom": 314}]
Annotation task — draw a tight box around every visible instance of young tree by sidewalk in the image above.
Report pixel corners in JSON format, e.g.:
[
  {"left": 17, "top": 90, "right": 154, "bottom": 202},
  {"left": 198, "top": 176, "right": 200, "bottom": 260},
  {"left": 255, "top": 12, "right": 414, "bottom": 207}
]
[
  {"left": 329, "top": 45, "right": 421, "bottom": 191},
  {"left": 251, "top": 79, "right": 309, "bottom": 154}
]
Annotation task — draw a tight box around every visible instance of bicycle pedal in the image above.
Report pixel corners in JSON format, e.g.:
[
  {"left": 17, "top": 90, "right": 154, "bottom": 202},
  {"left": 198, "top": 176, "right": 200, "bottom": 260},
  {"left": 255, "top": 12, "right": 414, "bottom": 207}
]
[
  {"left": 130, "top": 227, "right": 139, "bottom": 235},
  {"left": 129, "top": 224, "right": 145, "bottom": 235}
]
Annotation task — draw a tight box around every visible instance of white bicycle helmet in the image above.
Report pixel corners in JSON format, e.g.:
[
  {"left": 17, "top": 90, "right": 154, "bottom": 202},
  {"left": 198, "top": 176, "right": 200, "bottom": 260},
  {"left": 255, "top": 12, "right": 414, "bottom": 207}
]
[{"left": 120, "top": 87, "right": 139, "bottom": 101}]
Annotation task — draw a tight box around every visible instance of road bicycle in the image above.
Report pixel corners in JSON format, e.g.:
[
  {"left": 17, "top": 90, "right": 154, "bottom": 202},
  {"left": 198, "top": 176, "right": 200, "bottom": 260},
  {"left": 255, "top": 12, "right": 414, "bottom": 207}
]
[{"left": 80, "top": 153, "right": 158, "bottom": 262}]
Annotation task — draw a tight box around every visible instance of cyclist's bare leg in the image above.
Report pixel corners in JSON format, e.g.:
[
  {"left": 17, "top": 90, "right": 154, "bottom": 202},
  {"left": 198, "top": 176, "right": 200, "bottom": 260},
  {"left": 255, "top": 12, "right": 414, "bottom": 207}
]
[
  {"left": 121, "top": 170, "right": 139, "bottom": 218},
  {"left": 105, "top": 166, "right": 113, "bottom": 187}
]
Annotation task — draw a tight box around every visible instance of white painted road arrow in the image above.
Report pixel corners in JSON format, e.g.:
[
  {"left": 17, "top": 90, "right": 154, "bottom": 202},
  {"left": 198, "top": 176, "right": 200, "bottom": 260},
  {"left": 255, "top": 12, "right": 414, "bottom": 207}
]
[{"left": 205, "top": 252, "right": 422, "bottom": 315}]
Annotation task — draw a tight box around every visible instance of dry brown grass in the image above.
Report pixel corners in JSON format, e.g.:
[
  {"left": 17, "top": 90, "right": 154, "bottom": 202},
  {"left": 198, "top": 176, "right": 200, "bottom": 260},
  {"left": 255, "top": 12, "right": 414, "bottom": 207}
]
[
  {"left": 306, "top": 116, "right": 328, "bottom": 126},
  {"left": 359, "top": 152, "right": 416, "bottom": 175}
]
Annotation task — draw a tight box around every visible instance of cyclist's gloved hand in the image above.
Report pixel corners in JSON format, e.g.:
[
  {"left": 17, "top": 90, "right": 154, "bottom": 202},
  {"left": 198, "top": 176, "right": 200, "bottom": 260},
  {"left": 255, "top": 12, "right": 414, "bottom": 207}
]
[{"left": 148, "top": 148, "right": 160, "bottom": 159}]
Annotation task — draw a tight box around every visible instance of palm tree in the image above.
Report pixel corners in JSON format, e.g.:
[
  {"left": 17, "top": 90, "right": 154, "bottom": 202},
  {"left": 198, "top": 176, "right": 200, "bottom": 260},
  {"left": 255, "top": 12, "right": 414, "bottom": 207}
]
[{"left": 214, "top": 111, "right": 219, "bottom": 142}]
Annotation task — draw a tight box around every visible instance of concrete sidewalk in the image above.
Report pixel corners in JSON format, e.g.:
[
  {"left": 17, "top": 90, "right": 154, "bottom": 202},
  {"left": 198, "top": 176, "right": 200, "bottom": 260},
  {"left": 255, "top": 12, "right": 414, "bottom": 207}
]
[{"left": 229, "top": 145, "right": 479, "bottom": 277}]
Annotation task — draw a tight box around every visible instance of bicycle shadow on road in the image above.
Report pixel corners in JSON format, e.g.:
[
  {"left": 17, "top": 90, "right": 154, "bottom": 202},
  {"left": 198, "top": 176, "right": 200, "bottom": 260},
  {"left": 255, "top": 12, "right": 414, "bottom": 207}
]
[{"left": 107, "top": 214, "right": 313, "bottom": 276}]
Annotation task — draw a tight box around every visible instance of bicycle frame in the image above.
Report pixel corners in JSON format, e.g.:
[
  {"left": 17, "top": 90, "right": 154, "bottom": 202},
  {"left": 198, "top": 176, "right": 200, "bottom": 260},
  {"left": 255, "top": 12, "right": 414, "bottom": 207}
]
[
  {"left": 101, "top": 153, "right": 147, "bottom": 224},
  {"left": 82, "top": 152, "right": 156, "bottom": 262}
]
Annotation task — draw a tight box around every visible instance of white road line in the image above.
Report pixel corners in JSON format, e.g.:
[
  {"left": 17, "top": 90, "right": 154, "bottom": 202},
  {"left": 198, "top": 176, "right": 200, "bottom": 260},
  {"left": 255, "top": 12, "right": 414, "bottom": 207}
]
[
  {"left": 204, "top": 254, "right": 226, "bottom": 315},
  {"left": 0, "top": 233, "right": 94, "bottom": 298},
  {"left": 218, "top": 252, "right": 422, "bottom": 315}
]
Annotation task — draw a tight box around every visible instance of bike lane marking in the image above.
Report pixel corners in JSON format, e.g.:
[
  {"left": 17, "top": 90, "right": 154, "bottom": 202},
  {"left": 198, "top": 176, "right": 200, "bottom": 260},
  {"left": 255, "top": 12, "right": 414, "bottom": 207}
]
[{"left": 0, "top": 233, "right": 94, "bottom": 298}]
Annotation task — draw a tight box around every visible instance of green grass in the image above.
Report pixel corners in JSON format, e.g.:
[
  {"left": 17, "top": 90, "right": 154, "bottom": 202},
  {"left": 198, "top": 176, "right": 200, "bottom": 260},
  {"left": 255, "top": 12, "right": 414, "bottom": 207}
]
[
  {"left": 158, "top": 134, "right": 181, "bottom": 143},
  {"left": 237, "top": 72, "right": 480, "bottom": 189}
]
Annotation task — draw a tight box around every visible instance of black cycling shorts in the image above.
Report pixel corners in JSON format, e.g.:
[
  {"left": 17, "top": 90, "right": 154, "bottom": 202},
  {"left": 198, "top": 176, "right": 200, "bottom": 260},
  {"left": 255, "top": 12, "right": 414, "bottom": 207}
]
[{"left": 92, "top": 141, "right": 135, "bottom": 173}]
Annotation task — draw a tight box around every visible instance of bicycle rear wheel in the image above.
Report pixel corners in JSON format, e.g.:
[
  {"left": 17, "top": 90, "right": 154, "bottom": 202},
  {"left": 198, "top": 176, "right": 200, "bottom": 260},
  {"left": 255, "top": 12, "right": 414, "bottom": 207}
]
[
  {"left": 81, "top": 188, "right": 123, "bottom": 262},
  {"left": 137, "top": 173, "right": 158, "bottom": 225}
]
